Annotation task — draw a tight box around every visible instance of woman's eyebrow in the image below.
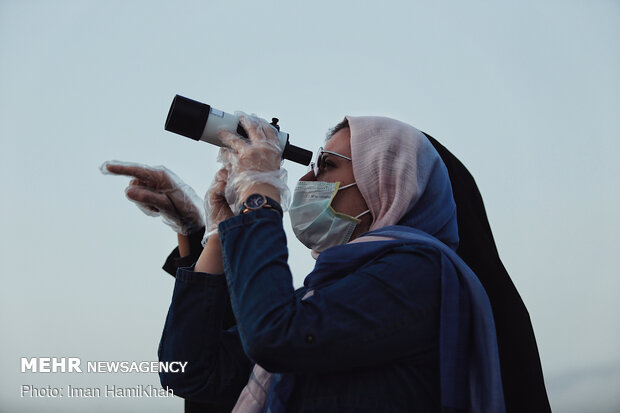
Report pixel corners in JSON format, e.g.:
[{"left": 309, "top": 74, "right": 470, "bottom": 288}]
[
  {"left": 322, "top": 153, "right": 338, "bottom": 164},
  {"left": 323, "top": 149, "right": 352, "bottom": 161}
]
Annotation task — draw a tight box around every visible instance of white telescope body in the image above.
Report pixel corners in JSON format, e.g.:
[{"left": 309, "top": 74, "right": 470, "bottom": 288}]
[{"left": 165, "top": 95, "right": 312, "bottom": 166}]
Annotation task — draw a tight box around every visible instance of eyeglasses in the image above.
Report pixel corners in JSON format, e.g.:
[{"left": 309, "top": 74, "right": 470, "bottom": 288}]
[{"left": 308, "top": 146, "right": 352, "bottom": 177}]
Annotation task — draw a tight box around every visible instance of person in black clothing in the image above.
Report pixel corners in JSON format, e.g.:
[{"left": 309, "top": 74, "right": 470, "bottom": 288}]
[
  {"left": 424, "top": 133, "right": 551, "bottom": 412},
  {"left": 101, "top": 160, "right": 235, "bottom": 412}
]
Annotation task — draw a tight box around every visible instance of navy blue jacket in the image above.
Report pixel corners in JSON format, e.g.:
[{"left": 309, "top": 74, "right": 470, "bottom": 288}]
[{"left": 159, "top": 209, "right": 447, "bottom": 412}]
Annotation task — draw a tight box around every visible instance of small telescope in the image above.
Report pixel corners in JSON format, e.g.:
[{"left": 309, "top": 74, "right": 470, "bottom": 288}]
[{"left": 165, "top": 95, "right": 312, "bottom": 166}]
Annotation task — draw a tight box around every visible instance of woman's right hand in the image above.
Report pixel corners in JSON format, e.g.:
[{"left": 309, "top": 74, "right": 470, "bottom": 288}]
[
  {"left": 101, "top": 160, "right": 205, "bottom": 236},
  {"left": 206, "top": 165, "right": 234, "bottom": 232}
]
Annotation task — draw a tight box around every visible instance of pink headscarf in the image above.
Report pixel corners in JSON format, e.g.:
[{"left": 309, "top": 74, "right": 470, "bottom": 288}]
[{"left": 347, "top": 115, "right": 446, "bottom": 231}]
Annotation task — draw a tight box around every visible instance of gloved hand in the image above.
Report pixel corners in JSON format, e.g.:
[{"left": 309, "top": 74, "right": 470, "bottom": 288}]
[
  {"left": 205, "top": 159, "right": 234, "bottom": 233},
  {"left": 218, "top": 113, "right": 290, "bottom": 213},
  {"left": 101, "top": 160, "right": 205, "bottom": 236}
]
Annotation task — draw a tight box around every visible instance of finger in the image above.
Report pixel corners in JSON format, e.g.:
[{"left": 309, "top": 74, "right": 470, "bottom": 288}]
[
  {"left": 129, "top": 178, "right": 148, "bottom": 187},
  {"left": 208, "top": 167, "right": 229, "bottom": 200},
  {"left": 218, "top": 130, "right": 246, "bottom": 152},
  {"left": 238, "top": 115, "right": 265, "bottom": 142},
  {"left": 216, "top": 147, "right": 233, "bottom": 168},
  {"left": 125, "top": 186, "right": 172, "bottom": 211},
  {"left": 258, "top": 119, "right": 278, "bottom": 142},
  {"left": 102, "top": 161, "right": 158, "bottom": 183},
  {"left": 214, "top": 167, "right": 229, "bottom": 183},
  {"left": 209, "top": 169, "right": 228, "bottom": 198}
]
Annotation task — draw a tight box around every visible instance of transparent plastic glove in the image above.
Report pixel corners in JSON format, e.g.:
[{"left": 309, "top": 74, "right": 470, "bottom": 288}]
[
  {"left": 101, "top": 160, "right": 205, "bottom": 235},
  {"left": 205, "top": 165, "right": 235, "bottom": 231},
  {"left": 217, "top": 147, "right": 239, "bottom": 211},
  {"left": 201, "top": 163, "right": 235, "bottom": 246},
  {"left": 218, "top": 112, "right": 290, "bottom": 213}
]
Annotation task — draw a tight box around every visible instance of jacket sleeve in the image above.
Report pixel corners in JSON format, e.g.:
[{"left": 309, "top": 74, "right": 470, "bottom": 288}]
[
  {"left": 218, "top": 210, "right": 443, "bottom": 374},
  {"left": 158, "top": 266, "right": 252, "bottom": 405},
  {"left": 162, "top": 227, "right": 205, "bottom": 277},
  {"left": 162, "top": 227, "right": 237, "bottom": 329}
]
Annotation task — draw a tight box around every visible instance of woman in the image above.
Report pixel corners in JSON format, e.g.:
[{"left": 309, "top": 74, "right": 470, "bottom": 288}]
[
  {"left": 153, "top": 114, "right": 505, "bottom": 412},
  {"left": 107, "top": 111, "right": 550, "bottom": 412}
]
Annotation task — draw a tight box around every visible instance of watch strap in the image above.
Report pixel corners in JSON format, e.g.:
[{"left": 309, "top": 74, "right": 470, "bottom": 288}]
[{"left": 240, "top": 194, "right": 283, "bottom": 217}]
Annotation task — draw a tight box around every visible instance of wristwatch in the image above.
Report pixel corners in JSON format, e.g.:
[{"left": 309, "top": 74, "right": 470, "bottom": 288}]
[{"left": 240, "top": 193, "right": 283, "bottom": 216}]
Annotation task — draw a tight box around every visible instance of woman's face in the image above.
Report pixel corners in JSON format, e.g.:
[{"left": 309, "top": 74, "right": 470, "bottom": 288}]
[{"left": 299, "top": 127, "right": 371, "bottom": 239}]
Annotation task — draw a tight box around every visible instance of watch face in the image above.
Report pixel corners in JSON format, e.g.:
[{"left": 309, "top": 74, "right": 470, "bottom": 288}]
[{"left": 246, "top": 194, "right": 265, "bottom": 209}]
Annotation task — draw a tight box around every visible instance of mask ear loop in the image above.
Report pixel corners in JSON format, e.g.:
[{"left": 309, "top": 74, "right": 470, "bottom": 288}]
[
  {"left": 337, "top": 182, "right": 371, "bottom": 221},
  {"left": 338, "top": 182, "right": 357, "bottom": 190},
  {"left": 355, "top": 209, "right": 371, "bottom": 219}
]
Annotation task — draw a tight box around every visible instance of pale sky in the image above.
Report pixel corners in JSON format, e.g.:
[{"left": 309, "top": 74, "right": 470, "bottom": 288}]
[{"left": 1, "top": 1, "right": 619, "bottom": 411}]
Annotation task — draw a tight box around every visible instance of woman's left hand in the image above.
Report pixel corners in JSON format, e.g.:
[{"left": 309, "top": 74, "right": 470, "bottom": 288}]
[
  {"left": 218, "top": 114, "right": 282, "bottom": 176},
  {"left": 218, "top": 113, "right": 290, "bottom": 211}
]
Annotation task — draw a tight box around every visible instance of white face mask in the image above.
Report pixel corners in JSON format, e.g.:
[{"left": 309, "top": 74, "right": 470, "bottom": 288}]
[{"left": 289, "top": 180, "right": 370, "bottom": 252}]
